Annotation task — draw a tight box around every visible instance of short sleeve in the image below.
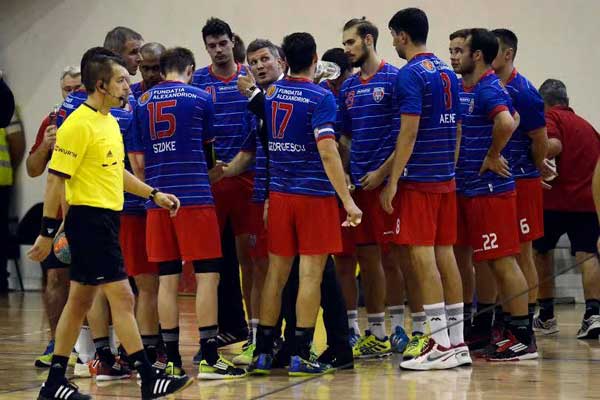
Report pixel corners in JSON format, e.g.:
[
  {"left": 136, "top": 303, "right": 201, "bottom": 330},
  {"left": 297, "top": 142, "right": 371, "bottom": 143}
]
[
  {"left": 480, "top": 82, "right": 512, "bottom": 120},
  {"left": 545, "top": 111, "right": 562, "bottom": 142},
  {"left": 396, "top": 67, "right": 424, "bottom": 115},
  {"left": 29, "top": 116, "right": 51, "bottom": 155},
  {"left": 516, "top": 86, "right": 546, "bottom": 133},
  {"left": 48, "top": 119, "right": 90, "bottom": 178},
  {"left": 312, "top": 92, "right": 337, "bottom": 142},
  {"left": 202, "top": 96, "right": 216, "bottom": 144}
]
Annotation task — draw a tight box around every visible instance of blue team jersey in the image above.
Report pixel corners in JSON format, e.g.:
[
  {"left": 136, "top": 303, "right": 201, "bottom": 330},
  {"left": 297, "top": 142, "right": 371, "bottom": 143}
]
[
  {"left": 240, "top": 122, "right": 268, "bottom": 203},
  {"left": 319, "top": 80, "right": 343, "bottom": 138},
  {"left": 57, "top": 90, "right": 144, "bottom": 214},
  {"left": 394, "top": 53, "right": 460, "bottom": 186},
  {"left": 503, "top": 69, "right": 546, "bottom": 179},
  {"left": 456, "top": 69, "right": 515, "bottom": 197},
  {"left": 130, "top": 81, "right": 148, "bottom": 100},
  {"left": 339, "top": 61, "right": 399, "bottom": 187},
  {"left": 264, "top": 77, "right": 337, "bottom": 196},
  {"left": 130, "top": 80, "right": 215, "bottom": 208},
  {"left": 191, "top": 63, "right": 254, "bottom": 165}
]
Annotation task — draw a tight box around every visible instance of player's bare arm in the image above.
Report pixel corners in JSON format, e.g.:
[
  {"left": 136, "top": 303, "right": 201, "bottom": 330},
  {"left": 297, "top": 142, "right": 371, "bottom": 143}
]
[
  {"left": 528, "top": 126, "right": 548, "bottom": 172},
  {"left": 222, "top": 150, "right": 254, "bottom": 178},
  {"left": 128, "top": 152, "right": 145, "bottom": 180},
  {"left": 479, "top": 110, "right": 515, "bottom": 177}
]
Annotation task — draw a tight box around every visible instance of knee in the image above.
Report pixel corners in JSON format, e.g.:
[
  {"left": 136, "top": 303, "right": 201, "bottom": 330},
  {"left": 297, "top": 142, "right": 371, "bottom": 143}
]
[
  {"left": 46, "top": 270, "right": 69, "bottom": 292},
  {"left": 111, "top": 288, "right": 136, "bottom": 311}
]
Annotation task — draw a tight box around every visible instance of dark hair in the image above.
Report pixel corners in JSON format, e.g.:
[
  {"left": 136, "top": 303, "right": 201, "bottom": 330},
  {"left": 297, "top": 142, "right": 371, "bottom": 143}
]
[
  {"left": 232, "top": 34, "right": 246, "bottom": 64},
  {"left": 246, "top": 38, "right": 280, "bottom": 59},
  {"left": 103, "top": 27, "right": 143, "bottom": 54},
  {"left": 140, "top": 42, "right": 166, "bottom": 58},
  {"left": 449, "top": 29, "right": 470, "bottom": 41},
  {"left": 276, "top": 46, "right": 286, "bottom": 60},
  {"left": 539, "top": 79, "right": 569, "bottom": 107},
  {"left": 202, "top": 17, "right": 233, "bottom": 43},
  {"left": 467, "top": 28, "right": 499, "bottom": 65},
  {"left": 160, "top": 47, "right": 196, "bottom": 76},
  {"left": 343, "top": 17, "right": 379, "bottom": 50},
  {"left": 492, "top": 28, "right": 518, "bottom": 59},
  {"left": 281, "top": 32, "right": 316, "bottom": 74},
  {"left": 322, "top": 48, "right": 352, "bottom": 73},
  {"left": 80, "top": 47, "right": 127, "bottom": 93},
  {"left": 388, "top": 8, "right": 429, "bottom": 45}
]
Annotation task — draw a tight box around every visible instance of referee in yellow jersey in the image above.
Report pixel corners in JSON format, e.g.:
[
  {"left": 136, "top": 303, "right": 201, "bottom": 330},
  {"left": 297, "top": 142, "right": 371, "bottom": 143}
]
[{"left": 28, "top": 47, "right": 192, "bottom": 400}]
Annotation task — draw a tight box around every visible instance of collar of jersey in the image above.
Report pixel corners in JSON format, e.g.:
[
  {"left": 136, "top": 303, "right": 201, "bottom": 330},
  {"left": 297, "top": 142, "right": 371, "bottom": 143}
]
[
  {"left": 209, "top": 63, "right": 242, "bottom": 83},
  {"left": 358, "top": 59, "right": 386, "bottom": 85},
  {"left": 463, "top": 68, "right": 495, "bottom": 92}
]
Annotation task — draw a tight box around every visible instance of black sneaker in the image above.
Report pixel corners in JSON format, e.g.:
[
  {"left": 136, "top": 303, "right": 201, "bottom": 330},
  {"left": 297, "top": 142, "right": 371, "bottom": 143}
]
[
  {"left": 317, "top": 346, "right": 354, "bottom": 370},
  {"left": 141, "top": 374, "right": 193, "bottom": 399},
  {"left": 486, "top": 331, "right": 538, "bottom": 362},
  {"left": 216, "top": 329, "right": 248, "bottom": 348},
  {"left": 38, "top": 381, "right": 91, "bottom": 400},
  {"left": 576, "top": 315, "right": 600, "bottom": 339}
]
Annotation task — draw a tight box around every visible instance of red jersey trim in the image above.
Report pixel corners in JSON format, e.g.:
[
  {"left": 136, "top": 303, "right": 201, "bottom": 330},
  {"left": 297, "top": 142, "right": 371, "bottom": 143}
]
[
  {"left": 505, "top": 68, "right": 518, "bottom": 85},
  {"left": 463, "top": 69, "right": 496, "bottom": 92},
  {"left": 208, "top": 63, "right": 242, "bottom": 83},
  {"left": 127, "top": 151, "right": 144, "bottom": 154},
  {"left": 316, "top": 134, "right": 336, "bottom": 142},
  {"left": 489, "top": 105, "right": 509, "bottom": 120},
  {"left": 285, "top": 76, "right": 312, "bottom": 83},
  {"left": 410, "top": 52, "right": 434, "bottom": 61},
  {"left": 359, "top": 60, "right": 386, "bottom": 84}
]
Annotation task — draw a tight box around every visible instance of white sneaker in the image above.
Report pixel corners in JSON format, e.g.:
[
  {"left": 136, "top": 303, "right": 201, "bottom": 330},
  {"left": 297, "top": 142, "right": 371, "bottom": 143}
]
[
  {"left": 453, "top": 344, "right": 472, "bottom": 366},
  {"left": 400, "top": 338, "right": 459, "bottom": 371},
  {"left": 74, "top": 359, "right": 91, "bottom": 378},
  {"left": 532, "top": 315, "right": 559, "bottom": 335}
]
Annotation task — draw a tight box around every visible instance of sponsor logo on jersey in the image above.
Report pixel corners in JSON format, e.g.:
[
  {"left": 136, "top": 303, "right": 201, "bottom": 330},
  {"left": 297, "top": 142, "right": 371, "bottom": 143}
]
[{"left": 372, "top": 87, "right": 385, "bottom": 103}]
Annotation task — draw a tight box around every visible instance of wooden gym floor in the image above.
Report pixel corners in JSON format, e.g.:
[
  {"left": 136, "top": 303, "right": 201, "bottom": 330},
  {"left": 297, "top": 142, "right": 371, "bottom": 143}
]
[{"left": 0, "top": 292, "right": 599, "bottom": 399}]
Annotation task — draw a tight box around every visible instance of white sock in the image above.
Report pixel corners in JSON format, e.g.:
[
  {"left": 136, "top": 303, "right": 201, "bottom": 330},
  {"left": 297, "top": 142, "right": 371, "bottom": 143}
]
[
  {"left": 74, "top": 325, "right": 95, "bottom": 363},
  {"left": 367, "top": 312, "right": 386, "bottom": 340},
  {"left": 250, "top": 318, "right": 259, "bottom": 344},
  {"left": 388, "top": 305, "right": 405, "bottom": 332},
  {"left": 411, "top": 311, "right": 427, "bottom": 336},
  {"left": 109, "top": 325, "right": 118, "bottom": 355},
  {"left": 446, "top": 303, "right": 465, "bottom": 347},
  {"left": 347, "top": 310, "right": 360, "bottom": 334},
  {"left": 423, "top": 303, "right": 451, "bottom": 348}
]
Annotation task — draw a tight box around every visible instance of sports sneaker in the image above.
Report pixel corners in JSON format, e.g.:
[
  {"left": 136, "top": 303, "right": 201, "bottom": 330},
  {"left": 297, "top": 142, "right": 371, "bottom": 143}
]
[
  {"left": 197, "top": 355, "right": 247, "bottom": 379},
  {"left": 141, "top": 373, "right": 193, "bottom": 399},
  {"left": 487, "top": 331, "right": 538, "bottom": 361},
  {"left": 217, "top": 329, "right": 248, "bottom": 348},
  {"left": 576, "top": 315, "right": 600, "bottom": 339},
  {"left": 473, "top": 327, "right": 507, "bottom": 359},
  {"left": 288, "top": 355, "right": 334, "bottom": 376},
  {"left": 316, "top": 346, "right": 354, "bottom": 370},
  {"left": 352, "top": 330, "right": 391, "bottom": 359},
  {"left": 96, "top": 360, "right": 132, "bottom": 381},
  {"left": 192, "top": 348, "right": 202, "bottom": 365},
  {"left": 532, "top": 315, "right": 559, "bottom": 335},
  {"left": 233, "top": 344, "right": 256, "bottom": 365},
  {"left": 38, "top": 380, "right": 91, "bottom": 400},
  {"left": 390, "top": 326, "right": 410, "bottom": 353},
  {"left": 453, "top": 344, "right": 472, "bottom": 366},
  {"left": 68, "top": 351, "right": 78, "bottom": 368},
  {"left": 400, "top": 338, "right": 459, "bottom": 370},
  {"left": 74, "top": 358, "right": 91, "bottom": 378},
  {"left": 348, "top": 328, "right": 361, "bottom": 348},
  {"left": 465, "top": 328, "right": 491, "bottom": 351},
  {"left": 35, "top": 340, "right": 55, "bottom": 368},
  {"left": 87, "top": 356, "right": 100, "bottom": 376},
  {"left": 165, "top": 361, "right": 187, "bottom": 377},
  {"left": 403, "top": 335, "right": 427, "bottom": 360},
  {"left": 248, "top": 353, "right": 273, "bottom": 375}
]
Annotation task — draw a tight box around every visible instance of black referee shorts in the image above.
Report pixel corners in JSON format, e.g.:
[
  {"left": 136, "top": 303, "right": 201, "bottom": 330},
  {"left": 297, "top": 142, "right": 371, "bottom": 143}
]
[
  {"left": 64, "top": 206, "right": 127, "bottom": 285},
  {"left": 533, "top": 210, "right": 599, "bottom": 256}
]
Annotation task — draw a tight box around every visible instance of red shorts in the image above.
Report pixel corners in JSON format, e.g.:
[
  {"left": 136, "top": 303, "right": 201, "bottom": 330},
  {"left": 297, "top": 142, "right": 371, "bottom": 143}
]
[
  {"left": 119, "top": 214, "right": 158, "bottom": 276},
  {"left": 353, "top": 187, "right": 399, "bottom": 245},
  {"left": 456, "top": 195, "right": 470, "bottom": 247},
  {"left": 212, "top": 172, "right": 255, "bottom": 236},
  {"left": 248, "top": 202, "right": 268, "bottom": 259},
  {"left": 268, "top": 192, "right": 342, "bottom": 257},
  {"left": 516, "top": 177, "right": 544, "bottom": 243},
  {"left": 395, "top": 185, "right": 457, "bottom": 246},
  {"left": 146, "top": 206, "right": 222, "bottom": 262},
  {"left": 462, "top": 191, "right": 521, "bottom": 262},
  {"left": 333, "top": 204, "right": 357, "bottom": 257}
]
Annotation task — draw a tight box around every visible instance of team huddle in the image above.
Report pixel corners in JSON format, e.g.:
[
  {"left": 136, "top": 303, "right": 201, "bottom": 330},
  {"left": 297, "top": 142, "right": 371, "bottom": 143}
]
[{"left": 27, "top": 6, "right": 574, "bottom": 400}]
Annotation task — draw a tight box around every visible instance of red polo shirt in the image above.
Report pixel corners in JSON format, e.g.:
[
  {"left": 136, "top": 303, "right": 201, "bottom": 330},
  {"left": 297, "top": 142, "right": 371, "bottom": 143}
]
[{"left": 544, "top": 105, "right": 600, "bottom": 212}]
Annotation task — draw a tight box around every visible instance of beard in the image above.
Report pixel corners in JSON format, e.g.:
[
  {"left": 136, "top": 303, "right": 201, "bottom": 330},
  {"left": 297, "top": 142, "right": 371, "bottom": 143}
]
[{"left": 352, "top": 44, "right": 369, "bottom": 68}]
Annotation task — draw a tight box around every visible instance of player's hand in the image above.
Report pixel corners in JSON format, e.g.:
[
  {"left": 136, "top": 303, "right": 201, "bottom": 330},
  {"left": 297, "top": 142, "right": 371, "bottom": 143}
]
[
  {"left": 263, "top": 199, "right": 269, "bottom": 229},
  {"left": 237, "top": 75, "right": 256, "bottom": 97},
  {"left": 540, "top": 158, "right": 558, "bottom": 181},
  {"left": 380, "top": 181, "right": 397, "bottom": 214},
  {"left": 154, "top": 192, "right": 180, "bottom": 217},
  {"left": 479, "top": 153, "right": 511, "bottom": 178},
  {"left": 342, "top": 200, "right": 362, "bottom": 227},
  {"left": 359, "top": 168, "right": 385, "bottom": 191},
  {"left": 27, "top": 235, "right": 53, "bottom": 262},
  {"left": 43, "top": 125, "right": 57, "bottom": 150},
  {"left": 209, "top": 161, "right": 227, "bottom": 183}
]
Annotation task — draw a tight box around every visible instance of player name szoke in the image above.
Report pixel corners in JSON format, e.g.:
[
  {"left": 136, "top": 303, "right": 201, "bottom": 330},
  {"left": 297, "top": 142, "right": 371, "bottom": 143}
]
[
  {"left": 275, "top": 89, "right": 310, "bottom": 104},
  {"left": 152, "top": 87, "right": 198, "bottom": 100}
]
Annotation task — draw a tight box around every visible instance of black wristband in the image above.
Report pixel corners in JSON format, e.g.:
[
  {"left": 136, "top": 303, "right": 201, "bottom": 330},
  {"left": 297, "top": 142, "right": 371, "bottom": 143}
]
[
  {"left": 148, "top": 188, "right": 159, "bottom": 200},
  {"left": 40, "top": 217, "right": 60, "bottom": 238}
]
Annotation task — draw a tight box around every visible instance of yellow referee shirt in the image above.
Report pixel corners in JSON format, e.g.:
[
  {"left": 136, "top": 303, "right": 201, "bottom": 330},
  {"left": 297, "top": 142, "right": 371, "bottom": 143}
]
[{"left": 48, "top": 103, "right": 125, "bottom": 211}]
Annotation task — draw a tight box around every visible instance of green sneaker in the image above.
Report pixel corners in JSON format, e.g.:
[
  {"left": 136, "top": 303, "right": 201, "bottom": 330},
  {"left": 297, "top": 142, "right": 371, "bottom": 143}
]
[
  {"left": 197, "top": 356, "right": 247, "bottom": 380},
  {"left": 35, "top": 340, "right": 55, "bottom": 368},
  {"left": 165, "top": 361, "right": 187, "bottom": 377},
  {"left": 232, "top": 344, "right": 254, "bottom": 365},
  {"left": 402, "top": 335, "right": 428, "bottom": 360}
]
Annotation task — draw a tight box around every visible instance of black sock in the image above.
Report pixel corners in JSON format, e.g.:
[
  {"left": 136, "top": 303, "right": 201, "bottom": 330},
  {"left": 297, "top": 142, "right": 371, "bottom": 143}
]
[
  {"left": 93, "top": 337, "right": 115, "bottom": 365},
  {"left": 293, "top": 327, "right": 315, "bottom": 360},
  {"left": 199, "top": 325, "right": 219, "bottom": 365},
  {"left": 129, "top": 350, "right": 153, "bottom": 382},
  {"left": 473, "top": 303, "right": 494, "bottom": 334},
  {"left": 493, "top": 305, "right": 504, "bottom": 328},
  {"left": 161, "top": 327, "right": 181, "bottom": 367},
  {"left": 142, "top": 335, "right": 160, "bottom": 364},
  {"left": 538, "top": 298, "right": 554, "bottom": 321},
  {"left": 528, "top": 303, "right": 536, "bottom": 334},
  {"left": 584, "top": 299, "right": 600, "bottom": 319},
  {"left": 255, "top": 325, "right": 276, "bottom": 355},
  {"left": 46, "top": 355, "right": 69, "bottom": 386},
  {"left": 509, "top": 315, "right": 531, "bottom": 345},
  {"left": 463, "top": 303, "right": 473, "bottom": 330},
  {"left": 502, "top": 312, "right": 511, "bottom": 329}
]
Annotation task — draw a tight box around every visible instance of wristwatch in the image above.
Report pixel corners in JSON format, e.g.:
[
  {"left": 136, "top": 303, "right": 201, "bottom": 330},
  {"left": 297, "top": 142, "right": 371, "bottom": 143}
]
[
  {"left": 246, "top": 85, "right": 259, "bottom": 98},
  {"left": 148, "top": 188, "right": 159, "bottom": 200}
]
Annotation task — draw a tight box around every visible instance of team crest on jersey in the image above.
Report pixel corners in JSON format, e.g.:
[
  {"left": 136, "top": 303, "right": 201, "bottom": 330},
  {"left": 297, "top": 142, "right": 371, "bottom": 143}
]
[
  {"left": 421, "top": 60, "right": 435, "bottom": 72},
  {"left": 372, "top": 87, "right": 385, "bottom": 103},
  {"left": 138, "top": 91, "right": 152, "bottom": 106},
  {"left": 345, "top": 90, "right": 355, "bottom": 108},
  {"left": 468, "top": 98, "right": 475, "bottom": 114},
  {"left": 266, "top": 85, "right": 277, "bottom": 99}
]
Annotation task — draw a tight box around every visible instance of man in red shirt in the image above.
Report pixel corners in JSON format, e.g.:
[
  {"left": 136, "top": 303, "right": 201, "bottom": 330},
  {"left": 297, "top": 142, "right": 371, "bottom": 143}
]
[
  {"left": 26, "top": 66, "right": 82, "bottom": 369},
  {"left": 533, "top": 79, "right": 600, "bottom": 340}
]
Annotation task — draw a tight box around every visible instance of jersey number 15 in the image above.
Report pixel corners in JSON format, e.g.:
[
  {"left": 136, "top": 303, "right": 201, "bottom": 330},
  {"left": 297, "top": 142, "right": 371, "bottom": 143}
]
[{"left": 147, "top": 100, "right": 177, "bottom": 140}]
